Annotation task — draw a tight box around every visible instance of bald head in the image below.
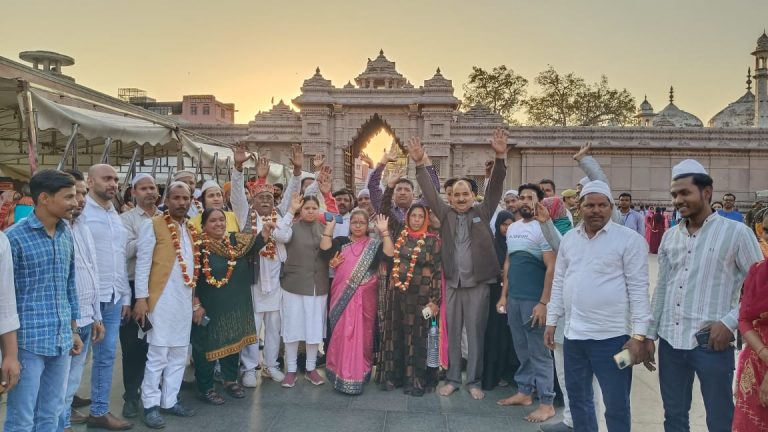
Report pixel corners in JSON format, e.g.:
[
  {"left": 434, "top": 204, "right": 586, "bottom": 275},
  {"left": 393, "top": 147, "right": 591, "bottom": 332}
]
[{"left": 87, "top": 164, "right": 118, "bottom": 204}]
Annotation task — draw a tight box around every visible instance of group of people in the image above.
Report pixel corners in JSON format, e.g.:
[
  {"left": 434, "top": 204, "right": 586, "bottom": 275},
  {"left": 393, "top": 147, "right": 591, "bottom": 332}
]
[{"left": 0, "top": 129, "right": 767, "bottom": 432}]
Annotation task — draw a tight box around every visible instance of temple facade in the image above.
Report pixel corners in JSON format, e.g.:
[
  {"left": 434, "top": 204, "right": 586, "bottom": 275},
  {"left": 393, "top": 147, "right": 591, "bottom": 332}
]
[{"left": 188, "top": 36, "right": 768, "bottom": 206}]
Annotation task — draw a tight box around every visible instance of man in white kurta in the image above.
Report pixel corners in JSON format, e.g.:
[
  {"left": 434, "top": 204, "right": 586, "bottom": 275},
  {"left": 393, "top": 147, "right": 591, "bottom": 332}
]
[
  {"left": 231, "top": 146, "right": 302, "bottom": 386},
  {"left": 133, "top": 182, "right": 196, "bottom": 428}
]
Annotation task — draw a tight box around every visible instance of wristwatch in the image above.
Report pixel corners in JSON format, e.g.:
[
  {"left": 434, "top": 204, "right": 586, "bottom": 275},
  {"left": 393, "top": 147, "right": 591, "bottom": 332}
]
[{"left": 631, "top": 334, "right": 646, "bottom": 342}]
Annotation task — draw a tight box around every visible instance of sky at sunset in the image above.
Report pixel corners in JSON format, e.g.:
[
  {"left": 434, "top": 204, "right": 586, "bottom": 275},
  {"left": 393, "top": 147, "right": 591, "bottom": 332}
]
[{"left": 3, "top": 1, "right": 768, "bottom": 156}]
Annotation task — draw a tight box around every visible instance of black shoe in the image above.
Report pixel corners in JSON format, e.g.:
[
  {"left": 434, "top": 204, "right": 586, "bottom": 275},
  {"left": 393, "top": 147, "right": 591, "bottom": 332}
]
[
  {"left": 160, "top": 402, "right": 195, "bottom": 417},
  {"left": 142, "top": 407, "right": 165, "bottom": 429},
  {"left": 122, "top": 399, "right": 140, "bottom": 419}
]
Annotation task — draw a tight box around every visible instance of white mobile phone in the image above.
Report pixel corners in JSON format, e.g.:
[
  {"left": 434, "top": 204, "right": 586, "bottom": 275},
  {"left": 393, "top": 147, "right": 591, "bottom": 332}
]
[
  {"left": 613, "top": 349, "right": 633, "bottom": 369},
  {"left": 422, "top": 306, "right": 433, "bottom": 320}
]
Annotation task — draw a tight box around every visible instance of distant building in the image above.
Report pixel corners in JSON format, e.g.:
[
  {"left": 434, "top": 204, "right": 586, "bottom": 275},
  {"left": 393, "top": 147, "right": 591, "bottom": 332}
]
[{"left": 119, "top": 89, "right": 235, "bottom": 124}]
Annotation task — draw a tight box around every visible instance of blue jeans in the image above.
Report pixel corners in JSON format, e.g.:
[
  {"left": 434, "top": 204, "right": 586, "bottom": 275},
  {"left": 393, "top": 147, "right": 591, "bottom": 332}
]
[
  {"left": 59, "top": 324, "right": 93, "bottom": 430},
  {"left": 4, "top": 349, "right": 71, "bottom": 432},
  {"left": 658, "top": 338, "right": 734, "bottom": 432},
  {"left": 564, "top": 336, "right": 632, "bottom": 432},
  {"left": 507, "top": 298, "right": 555, "bottom": 405},
  {"left": 90, "top": 301, "right": 122, "bottom": 416}
]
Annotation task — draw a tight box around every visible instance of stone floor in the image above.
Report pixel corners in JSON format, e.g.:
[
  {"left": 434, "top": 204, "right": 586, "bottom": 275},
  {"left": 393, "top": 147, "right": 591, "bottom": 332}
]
[{"left": 0, "top": 255, "right": 711, "bottom": 431}]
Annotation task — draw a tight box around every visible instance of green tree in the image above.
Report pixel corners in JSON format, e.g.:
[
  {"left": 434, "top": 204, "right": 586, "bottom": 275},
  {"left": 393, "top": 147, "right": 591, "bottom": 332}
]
[
  {"left": 525, "top": 66, "right": 636, "bottom": 126},
  {"left": 462, "top": 65, "right": 528, "bottom": 124}
]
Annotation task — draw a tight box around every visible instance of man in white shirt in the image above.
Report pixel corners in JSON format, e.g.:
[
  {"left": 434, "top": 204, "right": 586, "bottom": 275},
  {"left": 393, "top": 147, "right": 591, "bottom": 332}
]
[
  {"left": 0, "top": 230, "right": 19, "bottom": 396},
  {"left": 133, "top": 182, "right": 197, "bottom": 428},
  {"left": 119, "top": 173, "right": 159, "bottom": 419},
  {"left": 545, "top": 180, "right": 652, "bottom": 432},
  {"left": 172, "top": 171, "right": 201, "bottom": 217},
  {"left": 81, "top": 164, "right": 133, "bottom": 430},
  {"left": 60, "top": 169, "right": 107, "bottom": 430}
]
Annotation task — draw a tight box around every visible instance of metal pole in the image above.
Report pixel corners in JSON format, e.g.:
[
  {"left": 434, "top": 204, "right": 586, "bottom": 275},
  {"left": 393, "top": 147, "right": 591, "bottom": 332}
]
[
  {"left": 212, "top": 152, "right": 219, "bottom": 184},
  {"left": 121, "top": 148, "right": 139, "bottom": 191},
  {"left": 56, "top": 123, "right": 80, "bottom": 171},
  {"left": 17, "top": 81, "right": 39, "bottom": 175},
  {"left": 161, "top": 166, "right": 175, "bottom": 203},
  {"left": 150, "top": 157, "right": 159, "bottom": 178},
  {"left": 196, "top": 147, "right": 204, "bottom": 183},
  {"left": 225, "top": 156, "right": 232, "bottom": 182},
  {"left": 100, "top": 137, "right": 113, "bottom": 164}
]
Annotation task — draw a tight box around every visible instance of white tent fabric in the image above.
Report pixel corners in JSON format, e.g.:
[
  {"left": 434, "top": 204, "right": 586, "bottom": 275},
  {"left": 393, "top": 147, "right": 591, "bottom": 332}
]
[{"left": 30, "top": 90, "right": 177, "bottom": 146}]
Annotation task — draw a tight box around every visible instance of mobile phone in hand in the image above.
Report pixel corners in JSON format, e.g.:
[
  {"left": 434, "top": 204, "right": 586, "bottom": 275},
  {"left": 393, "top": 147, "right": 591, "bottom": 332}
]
[
  {"left": 613, "top": 349, "right": 633, "bottom": 369},
  {"left": 324, "top": 212, "right": 333, "bottom": 222},
  {"left": 334, "top": 214, "right": 344, "bottom": 224}
]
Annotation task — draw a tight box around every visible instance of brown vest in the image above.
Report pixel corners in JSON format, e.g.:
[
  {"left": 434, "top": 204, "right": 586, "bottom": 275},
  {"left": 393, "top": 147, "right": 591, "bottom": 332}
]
[
  {"left": 147, "top": 216, "right": 185, "bottom": 311},
  {"left": 280, "top": 220, "right": 329, "bottom": 296}
]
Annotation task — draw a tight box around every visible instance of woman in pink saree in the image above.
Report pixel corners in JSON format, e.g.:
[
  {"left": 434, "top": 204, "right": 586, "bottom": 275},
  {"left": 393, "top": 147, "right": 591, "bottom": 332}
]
[{"left": 319, "top": 210, "right": 394, "bottom": 395}]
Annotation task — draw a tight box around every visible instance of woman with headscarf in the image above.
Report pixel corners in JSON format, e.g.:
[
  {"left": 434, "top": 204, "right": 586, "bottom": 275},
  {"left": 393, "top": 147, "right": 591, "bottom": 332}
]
[
  {"left": 376, "top": 203, "right": 442, "bottom": 396},
  {"left": 733, "top": 213, "right": 768, "bottom": 431},
  {"left": 649, "top": 207, "right": 666, "bottom": 254},
  {"left": 191, "top": 208, "right": 271, "bottom": 404},
  {"left": 481, "top": 211, "right": 520, "bottom": 390},
  {"left": 541, "top": 196, "right": 573, "bottom": 236}
]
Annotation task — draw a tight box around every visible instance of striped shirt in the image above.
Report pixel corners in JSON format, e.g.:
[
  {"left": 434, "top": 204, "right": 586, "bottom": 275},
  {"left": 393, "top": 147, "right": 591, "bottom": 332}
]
[
  {"left": 0, "top": 231, "right": 19, "bottom": 336},
  {"left": 649, "top": 212, "right": 762, "bottom": 349},
  {"left": 81, "top": 196, "right": 130, "bottom": 305},
  {"left": 70, "top": 219, "right": 102, "bottom": 328},
  {"left": 6, "top": 212, "right": 79, "bottom": 356}
]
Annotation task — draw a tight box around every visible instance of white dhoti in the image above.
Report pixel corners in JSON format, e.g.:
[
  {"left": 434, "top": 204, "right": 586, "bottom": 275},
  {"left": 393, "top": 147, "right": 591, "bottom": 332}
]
[{"left": 280, "top": 289, "right": 326, "bottom": 344}]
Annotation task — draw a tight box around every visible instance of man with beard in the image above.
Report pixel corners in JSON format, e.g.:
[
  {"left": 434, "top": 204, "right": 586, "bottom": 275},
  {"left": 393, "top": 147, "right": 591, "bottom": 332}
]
[
  {"left": 646, "top": 160, "right": 762, "bottom": 432},
  {"left": 496, "top": 183, "right": 557, "bottom": 424},
  {"left": 273, "top": 183, "right": 284, "bottom": 206},
  {"left": 81, "top": 164, "right": 133, "bottom": 430},
  {"left": 368, "top": 147, "right": 440, "bottom": 223},
  {"left": 409, "top": 128, "right": 508, "bottom": 401},
  {"left": 172, "top": 171, "right": 201, "bottom": 217},
  {"left": 331, "top": 189, "right": 355, "bottom": 237},
  {"left": 119, "top": 173, "right": 160, "bottom": 419},
  {"left": 59, "top": 170, "right": 106, "bottom": 431},
  {"left": 133, "top": 182, "right": 198, "bottom": 428},
  {"left": 231, "top": 144, "right": 303, "bottom": 387},
  {"left": 4, "top": 170, "right": 83, "bottom": 431},
  {"left": 491, "top": 189, "right": 521, "bottom": 235}
]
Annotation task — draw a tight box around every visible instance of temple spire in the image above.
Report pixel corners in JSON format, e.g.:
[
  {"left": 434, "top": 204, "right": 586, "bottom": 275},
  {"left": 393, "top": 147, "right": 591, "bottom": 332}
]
[
  {"left": 669, "top": 86, "right": 674, "bottom": 104},
  {"left": 747, "top": 67, "right": 753, "bottom": 91}
]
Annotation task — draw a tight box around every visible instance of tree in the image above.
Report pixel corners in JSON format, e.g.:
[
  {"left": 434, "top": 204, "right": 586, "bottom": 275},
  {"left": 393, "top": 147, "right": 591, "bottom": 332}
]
[
  {"left": 462, "top": 65, "right": 528, "bottom": 124},
  {"left": 525, "top": 66, "right": 636, "bottom": 126}
]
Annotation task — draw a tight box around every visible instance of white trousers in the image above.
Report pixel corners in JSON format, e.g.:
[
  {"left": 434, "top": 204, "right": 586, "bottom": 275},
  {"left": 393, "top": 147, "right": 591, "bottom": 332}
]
[
  {"left": 240, "top": 310, "right": 281, "bottom": 371},
  {"left": 141, "top": 345, "right": 188, "bottom": 409},
  {"left": 554, "top": 343, "right": 603, "bottom": 427}
]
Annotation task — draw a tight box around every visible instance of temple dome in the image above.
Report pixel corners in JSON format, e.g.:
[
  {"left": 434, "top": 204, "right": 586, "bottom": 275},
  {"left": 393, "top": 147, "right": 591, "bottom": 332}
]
[
  {"left": 639, "top": 96, "right": 653, "bottom": 113},
  {"left": 354, "top": 50, "right": 407, "bottom": 88},
  {"left": 709, "top": 71, "right": 755, "bottom": 128},
  {"left": 301, "top": 67, "right": 333, "bottom": 89},
  {"left": 651, "top": 87, "right": 703, "bottom": 127}
]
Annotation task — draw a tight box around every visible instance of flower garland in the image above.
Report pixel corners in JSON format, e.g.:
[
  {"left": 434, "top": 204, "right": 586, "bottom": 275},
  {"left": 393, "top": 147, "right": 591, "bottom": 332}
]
[
  {"left": 163, "top": 211, "right": 201, "bottom": 288},
  {"left": 392, "top": 230, "right": 426, "bottom": 292},
  {"left": 201, "top": 233, "right": 237, "bottom": 288},
  {"left": 252, "top": 208, "right": 278, "bottom": 259}
]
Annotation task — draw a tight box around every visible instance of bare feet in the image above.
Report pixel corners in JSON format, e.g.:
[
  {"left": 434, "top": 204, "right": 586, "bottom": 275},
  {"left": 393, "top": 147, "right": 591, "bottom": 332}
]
[
  {"left": 525, "top": 404, "right": 556, "bottom": 423},
  {"left": 438, "top": 383, "right": 458, "bottom": 397},
  {"left": 468, "top": 387, "right": 485, "bottom": 400},
  {"left": 497, "top": 392, "right": 533, "bottom": 406}
]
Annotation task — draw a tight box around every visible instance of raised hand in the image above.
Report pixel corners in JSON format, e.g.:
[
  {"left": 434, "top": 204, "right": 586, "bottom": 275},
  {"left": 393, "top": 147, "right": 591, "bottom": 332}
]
[
  {"left": 490, "top": 128, "right": 509, "bottom": 157},
  {"left": 359, "top": 152, "right": 374, "bottom": 169},
  {"left": 386, "top": 167, "right": 405, "bottom": 189},
  {"left": 406, "top": 137, "right": 426, "bottom": 165},
  {"left": 313, "top": 153, "right": 325, "bottom": 171},
  {"left": 257, "top": 156, "right": 270, "bottom": 179},
  {"left": 329, "top": 251, "right": 345, "bottom": 269},
  {"left": 374, "top": 214, "right": 389, "bottom": 233},
  {"left": 573, "top": 142, "right": 592, "bottom": 161},
  {"left": 289, "top": 144, "right": 304, "bottom": 171},
  {"left": 318, "top": 172, "right": 332, "bottom": 195},
  {"left": 485, "top": 160, "right": 494, "bottom": 177},
  {"left": 534, "top": 201, "right": 550, "bottom": 223},
  {"left": 233, "top": 144, "right": 253, "bottom": 171},
  {"left": 380, "top": 146, "right": 399, "bottom": 165},
  {"left": 288, "top": 192, "right": 303, "bottom": 214},
  {"left": 261, "top": 221, "right": 276, "bottom": 240}
]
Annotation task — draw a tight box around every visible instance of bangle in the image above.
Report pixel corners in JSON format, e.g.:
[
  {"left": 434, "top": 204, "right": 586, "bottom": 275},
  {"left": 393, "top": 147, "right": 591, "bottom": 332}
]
[
  {"left": 758, "top": 346, "right": 768, "bottom": 359},
  {"left": 323, "top": 233, "right": 332, "bottom": 238},
  {"left": 632, "top": 334, "right": 646, "bottom": 342},
  {"left": 381, "top": 232, "right": 389, "bottom": 236},
  {"left": 538, "top": 301, "right": 547, "bottom": 306}
]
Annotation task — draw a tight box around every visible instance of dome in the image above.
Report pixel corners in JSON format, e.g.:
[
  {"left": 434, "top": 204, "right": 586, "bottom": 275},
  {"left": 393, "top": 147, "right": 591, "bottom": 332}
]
[
  {"left": 651, "top": 87, "right": 703, "bottom": 128},
  {"left": 708, "top": 71, "right": 755, "bottom": 128},
  {"left": 639, "top": 97, "right": 653, "bottom": 112},
  {"left": 757, "top": 32, "right": 768, "bottom": 52},
  {"left": 354, "top": 50, "right": 407, "bottom": 88}
]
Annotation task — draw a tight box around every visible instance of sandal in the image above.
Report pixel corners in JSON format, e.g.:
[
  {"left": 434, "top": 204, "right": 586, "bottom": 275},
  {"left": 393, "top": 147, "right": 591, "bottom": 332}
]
[
  {"left": 224, "top": 382, "right": 246, "bottom": 399},
  {"left": 199, "top": 389, "right": 225, "bottom": 405}
]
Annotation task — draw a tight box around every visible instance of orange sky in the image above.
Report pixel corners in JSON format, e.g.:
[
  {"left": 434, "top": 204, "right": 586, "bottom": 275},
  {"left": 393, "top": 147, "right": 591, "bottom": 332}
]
[{"left": 3, "top": 0, "right": 768, "bottom": 157}]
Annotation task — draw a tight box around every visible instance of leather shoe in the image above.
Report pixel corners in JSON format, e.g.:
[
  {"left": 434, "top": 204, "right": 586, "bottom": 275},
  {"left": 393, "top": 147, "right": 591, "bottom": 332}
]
[
  {"left": 70, "top": 408, "right": 87, "bottom": 424},
  {"left": 122, "top": 399, "right": 140, "bottom": 419},
  {"left": 86, "top": 412, "right": 134, "bottom": 430},
  {"left": 72, "top": 394, "right": 91, "bottom": 408}
]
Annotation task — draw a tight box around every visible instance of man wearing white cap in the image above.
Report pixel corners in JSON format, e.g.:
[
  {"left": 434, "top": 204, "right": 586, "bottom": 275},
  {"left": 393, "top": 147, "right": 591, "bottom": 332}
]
[
  {"left": 173, "top": 171, "right": 202, "bottom": 217},
  {"left": 544, "top": 180, "right": 652, "bottom": 432},
  {"left": 646, "top": 159, "right": 762, "bottom": 432},
  {"left": 189, "top": 180, "right": 240, "bottom": 233},
  {"left": 490, "top": 189, "right": 520, "bottom": 235},
  {"left": 119, "top": 173, "right": 160, "bottom": 419}
]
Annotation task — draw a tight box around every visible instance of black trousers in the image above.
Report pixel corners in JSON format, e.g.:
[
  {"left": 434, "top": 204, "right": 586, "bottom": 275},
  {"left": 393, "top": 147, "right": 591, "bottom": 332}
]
[{"left": 120, "top": 281, "right": 149, "bottom": 402}]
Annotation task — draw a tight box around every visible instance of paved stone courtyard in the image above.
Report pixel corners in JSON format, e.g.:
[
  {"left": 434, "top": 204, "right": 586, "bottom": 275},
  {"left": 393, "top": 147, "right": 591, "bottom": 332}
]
[{"left": 0, "top": 256, "right": 710, "bottom": 431}]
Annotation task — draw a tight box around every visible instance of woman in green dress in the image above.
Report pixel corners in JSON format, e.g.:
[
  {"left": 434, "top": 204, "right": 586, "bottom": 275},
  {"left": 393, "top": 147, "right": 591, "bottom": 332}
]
[{"left": 191, "top": 208, "right": 272, "bottom": 404}]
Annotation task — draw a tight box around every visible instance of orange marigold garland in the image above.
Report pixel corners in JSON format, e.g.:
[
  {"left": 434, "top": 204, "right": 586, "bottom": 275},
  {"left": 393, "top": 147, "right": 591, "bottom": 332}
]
[
  {"left": 163, "top": 211, "right": 201, "bottom": 288},
  {"left": 252, "top": 208, "right": 278, "bottom": 259},
  {"left": 201, "top": 233, "right": 237, "bottom": 288},
  {"left": 392, "top": 230, "right": 426, "bottom": 292}
]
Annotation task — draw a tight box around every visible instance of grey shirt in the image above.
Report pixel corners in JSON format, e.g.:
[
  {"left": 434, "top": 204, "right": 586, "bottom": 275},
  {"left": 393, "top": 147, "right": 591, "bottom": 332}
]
[{"left": 454, "top": 214, "right": 476, "bottom": 288}]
